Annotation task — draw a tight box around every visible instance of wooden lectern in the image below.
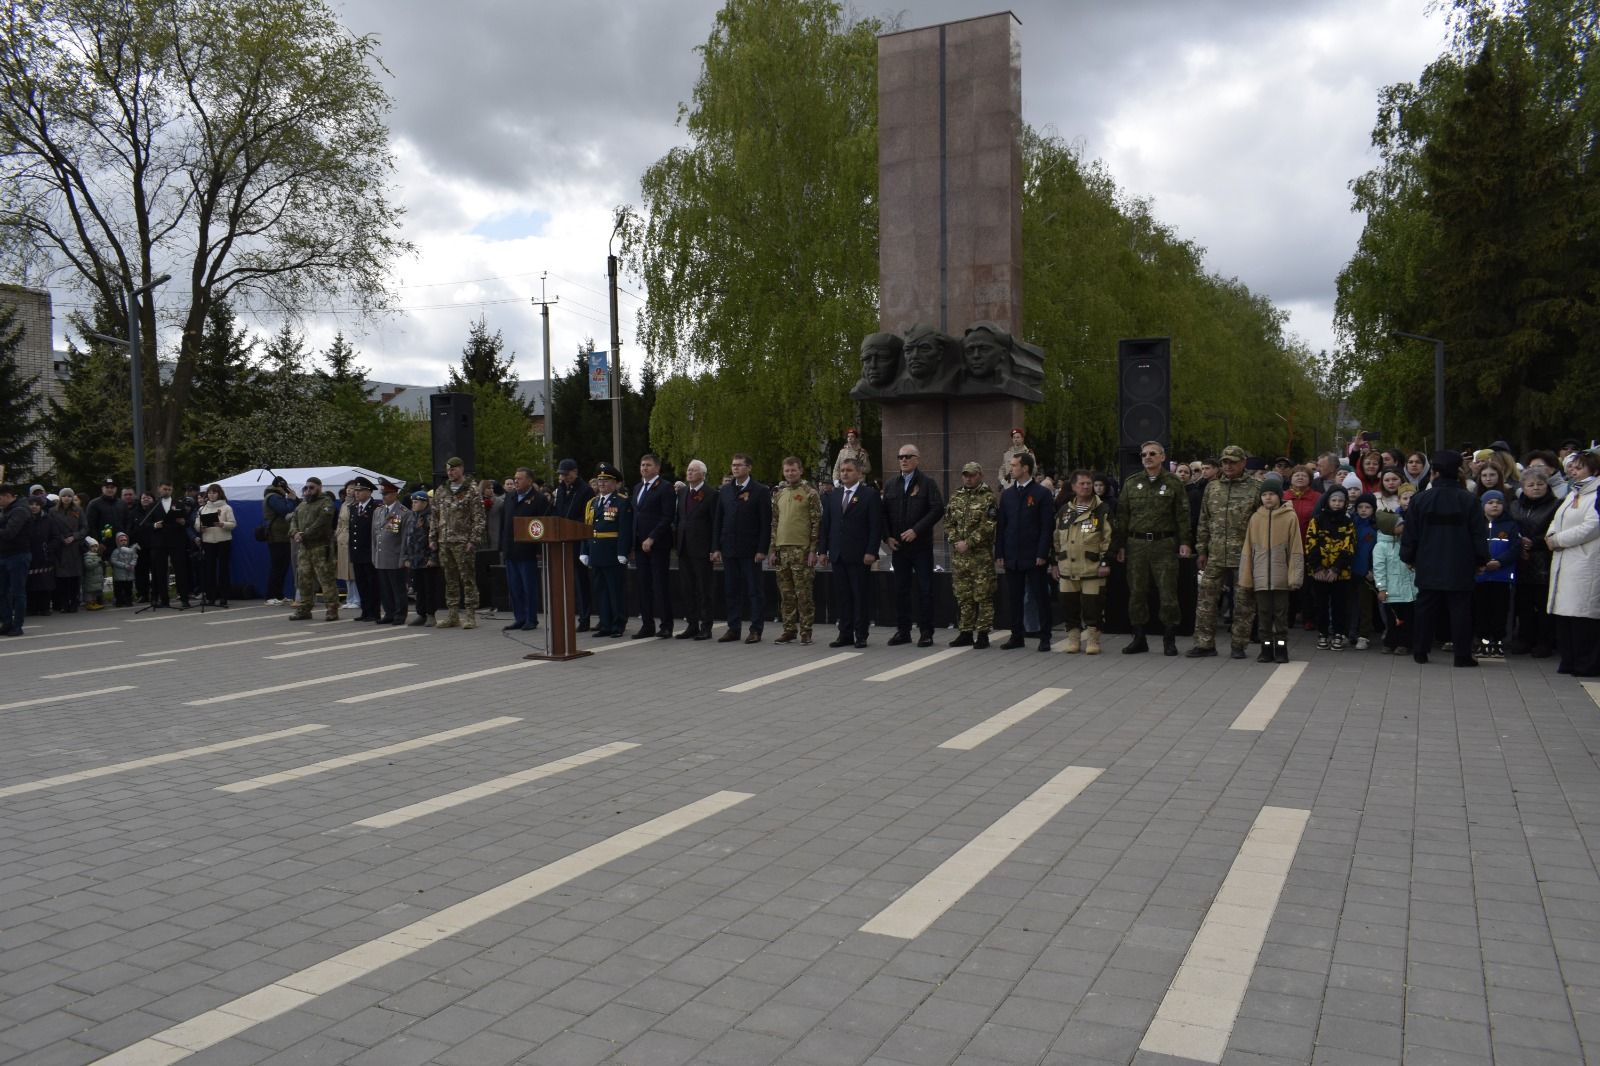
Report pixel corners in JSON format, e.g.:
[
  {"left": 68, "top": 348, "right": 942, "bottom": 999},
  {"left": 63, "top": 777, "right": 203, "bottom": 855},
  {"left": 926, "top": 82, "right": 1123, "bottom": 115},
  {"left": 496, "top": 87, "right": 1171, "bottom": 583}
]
[{"left": 513, "top": 515, "right": 592, "bottom": 661}]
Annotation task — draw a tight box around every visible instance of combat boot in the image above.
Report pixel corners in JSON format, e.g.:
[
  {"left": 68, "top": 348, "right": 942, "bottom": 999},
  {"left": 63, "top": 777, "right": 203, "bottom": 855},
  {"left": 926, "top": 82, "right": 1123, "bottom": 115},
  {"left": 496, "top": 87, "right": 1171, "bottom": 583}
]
[
  {"left": 949, "top": 630, "right": 974, "bottom": 647},
  {"left": 1063, "top": 628, "right": 1081, "bottom": 654},
  {"left": 1084, "top": 628, "right": 1102, "bottom": 655},
  {"left": 462, "top": 609, "right": 478, "bottom": 630},
  {"left": 288, "top": 606, "right": 311, "bottom": 621},
  {"left": 1122, "top": 626, "right": 1148, "bottom": 654},
  {"left": 974, "top": 631, "right": 990, "bottom": 649},
  {"left": 1273, "top": 641, "right": 1290, "bottom": 663},
  {"left": 406, "top": 614, "right": 426, "bottom": 626},
  {"left": 1162, "top": 625, "right": 1179, "bottom": 656},
  {"left": 437, "top": 611, "right": 459, "bottom": 629},
  {"left": 1257, "top": 642, "right": 1274, "bottom": 663},
  {"left": 325, "top": 603, "right": 340, "bottom": 621}
]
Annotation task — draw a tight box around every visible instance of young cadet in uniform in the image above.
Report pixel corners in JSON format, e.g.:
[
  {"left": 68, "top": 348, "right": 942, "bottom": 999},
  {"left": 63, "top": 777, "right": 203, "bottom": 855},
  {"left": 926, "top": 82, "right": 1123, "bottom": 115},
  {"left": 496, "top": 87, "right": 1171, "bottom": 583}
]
[
  {"left": 1113, "top": 441, "right": 1193, "bottom": 655},
  {"left": 1051, "top": 470, "right": 1113, "bottom": 654},
  {"left": 945, "top": 461, "right": 998, "bottom": 648},
  {"left": 769, "top": 456, "right": 821, "bottom": 644},
  {"left": 581, "top": 463, "right": 633, "bottom": 638}
]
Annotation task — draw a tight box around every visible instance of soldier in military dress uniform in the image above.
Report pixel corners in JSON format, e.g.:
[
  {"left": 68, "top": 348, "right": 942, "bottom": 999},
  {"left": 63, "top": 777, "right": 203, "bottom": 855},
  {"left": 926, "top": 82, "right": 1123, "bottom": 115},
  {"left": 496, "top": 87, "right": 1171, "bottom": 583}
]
[
  {"left": 1188, "top": 444, "right": 1260, "bottom": 659},
  {"left": 581, "top": 463, "right": 634, "bottom": 638},
  {"left": 287, "top": 477, "right": 338, "bottom": 620},
  {"left": 945, "top": 461, "right": 997, "bottom": 647},
  {"left": 430, "top": 457, "right": 487, "bottom": 629},
  {"left": 1113, "top": 441, "right": 1193, "bottom": 655}
]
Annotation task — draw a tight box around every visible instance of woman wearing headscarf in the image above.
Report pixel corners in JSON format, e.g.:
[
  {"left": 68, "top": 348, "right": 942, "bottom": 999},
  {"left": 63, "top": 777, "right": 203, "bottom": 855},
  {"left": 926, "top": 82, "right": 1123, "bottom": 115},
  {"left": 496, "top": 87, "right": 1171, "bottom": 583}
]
[{"left": 1545, "top": 450, "right": 1600, "bottom": 676}]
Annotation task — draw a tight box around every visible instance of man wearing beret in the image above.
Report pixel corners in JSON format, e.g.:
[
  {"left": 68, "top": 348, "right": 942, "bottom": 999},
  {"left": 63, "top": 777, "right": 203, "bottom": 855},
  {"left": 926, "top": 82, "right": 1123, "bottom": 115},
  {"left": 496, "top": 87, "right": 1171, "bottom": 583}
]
[
  {"left": 1189, "top": 445, "right": 1259, "bottom": 659},
  {"left": 431, "top": 457, "right": 486, "bottom": 629},
  {"left": 581, "top": 463, "right": 633, "bottom": 637}
]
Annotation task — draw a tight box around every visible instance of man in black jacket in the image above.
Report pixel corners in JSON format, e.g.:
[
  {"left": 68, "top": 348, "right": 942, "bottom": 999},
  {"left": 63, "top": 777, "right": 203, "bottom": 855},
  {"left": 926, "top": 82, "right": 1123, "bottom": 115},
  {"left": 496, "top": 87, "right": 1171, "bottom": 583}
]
[
  {"left": 84, "top": 478, "right": 125, "bottom": 554},
  {"left": 631, "top": 453, "right": 676, "bottom": 638},
  {"left": 819, "top": 458, "right": 882, "bottom": 647},
  {"left": 0, "top": 484, "right": 30, "bottom": 636},
  {"left": 1401, "top": 450, "right": 1490, "bottom": 667},
  {"left": 142, "top": 481, "right": 194, "bottom": 608},
  {"left": 881, "top": 443, "right": 946, "bottom": 646},
  {"left": 996, "top": 452, "right": 1056, "bottom": 651},
  {"left": 552, "top": 459, "right": 595, "bottom": 631},
  {"left": 500, "top": 466, "right": 552, "bottom": 631},
  {"left": 347, "top": 477, "right": 379, "bottom": 621},
  {"left": 712, "top": 453, "right": 771, "bottom": 643},
  {"left": 675, "top": 460, "right": 717, "bottom": 640}
]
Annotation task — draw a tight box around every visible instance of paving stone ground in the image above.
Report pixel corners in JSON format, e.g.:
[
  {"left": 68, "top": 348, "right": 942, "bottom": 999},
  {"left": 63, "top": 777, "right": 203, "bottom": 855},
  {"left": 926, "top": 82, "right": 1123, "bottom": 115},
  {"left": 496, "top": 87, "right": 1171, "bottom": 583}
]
[{"left": 2, "top": 601, "right": 1598, "bottom": 1065}]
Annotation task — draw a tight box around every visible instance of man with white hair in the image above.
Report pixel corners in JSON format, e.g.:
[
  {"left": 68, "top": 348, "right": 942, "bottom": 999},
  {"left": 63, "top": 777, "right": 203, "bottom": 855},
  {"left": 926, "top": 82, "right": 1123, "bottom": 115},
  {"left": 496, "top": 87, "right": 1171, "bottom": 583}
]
[{"left": 675, "top": 459, "right": 718, "bottom": 640}]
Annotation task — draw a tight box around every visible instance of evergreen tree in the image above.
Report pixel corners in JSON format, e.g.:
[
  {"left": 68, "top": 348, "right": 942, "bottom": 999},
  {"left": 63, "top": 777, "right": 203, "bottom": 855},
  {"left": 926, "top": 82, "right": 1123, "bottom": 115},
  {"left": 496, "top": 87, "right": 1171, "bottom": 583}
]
[
  {"left": 44, "top": 314, "right": 134, "bottom": 490},
  {"left": 447, "top": 318, "right": 528, "bottom": 414},
  {"left": 317, "top": 332, "right": 368, "bottom": 397},
  {"left": 177, "top": 301, "right": 261, "bottom": 482},
  {"left": 0, "top": 305, "right": 43, "bottom": 482}
]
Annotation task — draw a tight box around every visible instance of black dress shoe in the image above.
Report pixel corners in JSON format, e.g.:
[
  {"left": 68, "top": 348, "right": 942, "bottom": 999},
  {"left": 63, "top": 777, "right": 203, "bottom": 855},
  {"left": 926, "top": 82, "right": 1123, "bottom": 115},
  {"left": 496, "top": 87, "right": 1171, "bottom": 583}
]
[
  {"left": 502, "top": 622, "right": 522, "bottom": 631},
  {"left": 886, "top": 631, "right": 912, "bottom": 646},
  {"left": 1000, "top": 636, "right": 1026, "bottom": 650},
  {"left": 631, "top": 628, "right": 656, "bottom": 639},
  {"left": 829, "top": 636, "right": 852, "bottom": 648},
  {"left": 917, "top": 633, "right": 934, "bottom": 648},
  {"left": 1037, "top": 639, "right": 1051, "bottom": 652},
  {"left": 853, "top": 639, "right": 868, "bottom": 649},
  {"left": 974, "top": 632, "right": 990, "bottom": 649},
  {"left": 693, "top": 631, "right": 712, "bottom": 641},
  {"left": 676, "top": 627, "right": 698, "bottom": 639},
  {"left": 577, "top": 620, "right": 591, "bottom": 632},
  {"left": 657, "top": 629, "right": 673, "bottom": 638}
]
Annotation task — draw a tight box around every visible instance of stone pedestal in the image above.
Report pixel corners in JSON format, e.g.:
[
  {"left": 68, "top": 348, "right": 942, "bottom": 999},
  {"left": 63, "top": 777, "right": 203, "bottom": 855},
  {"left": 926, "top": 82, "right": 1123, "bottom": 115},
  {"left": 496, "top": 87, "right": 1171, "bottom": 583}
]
[{"left": 876, "top": 13, "right": 1025, "bottom": 499}]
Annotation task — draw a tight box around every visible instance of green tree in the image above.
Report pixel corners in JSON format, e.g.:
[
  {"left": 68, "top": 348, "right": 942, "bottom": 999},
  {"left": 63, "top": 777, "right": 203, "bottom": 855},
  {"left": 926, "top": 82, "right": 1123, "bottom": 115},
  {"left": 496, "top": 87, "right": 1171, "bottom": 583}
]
[
  {"left": 176, "top": 301, "right": 261, "bottom": 481},
  {"left": 446, "top": 318, "right": 530, "bottom": 414},
  {"left": 0, "top": 304, "right": 43, "bottom": 482},
  {"left": 0, "top": 0, "right": 412, "bottom": 484},
  {"left": 625, "top": 0, "right": 881, "bottom": 476},
  {"left": 44, "top": 314, "right": 135, "bottom": 489}
]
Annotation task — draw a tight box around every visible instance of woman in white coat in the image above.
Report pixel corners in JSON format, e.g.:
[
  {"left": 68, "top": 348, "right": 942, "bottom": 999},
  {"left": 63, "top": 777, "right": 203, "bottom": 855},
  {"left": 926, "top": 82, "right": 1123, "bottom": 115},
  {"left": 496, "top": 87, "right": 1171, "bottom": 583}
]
[{"left": 1546, "top": 451, "right": 1600, "bottom": 677}]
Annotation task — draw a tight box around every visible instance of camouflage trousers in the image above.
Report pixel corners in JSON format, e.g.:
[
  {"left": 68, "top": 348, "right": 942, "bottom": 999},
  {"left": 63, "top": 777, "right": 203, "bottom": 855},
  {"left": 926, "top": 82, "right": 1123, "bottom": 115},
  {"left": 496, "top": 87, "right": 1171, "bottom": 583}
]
[
  {"left": 439, "top": 543, "right": 477, "bottom": 613},
  {"left": 1058, "top": 576, "right": 1105, "bottom": 631},
  {"left": 1125, "top": 538, "right": 1181, "bottom": 626},
  {"left": 294, "top": 542, "right": 338, "bottom": 614},
  {"left": 952, "top": 553, "right": 996, "bottom": 633},
  {"left": 1194, "top": 564, "right": 1255, "bottom": 649},
  {"left": 773, "top": 545, "right": 815, "bottom": 635}
]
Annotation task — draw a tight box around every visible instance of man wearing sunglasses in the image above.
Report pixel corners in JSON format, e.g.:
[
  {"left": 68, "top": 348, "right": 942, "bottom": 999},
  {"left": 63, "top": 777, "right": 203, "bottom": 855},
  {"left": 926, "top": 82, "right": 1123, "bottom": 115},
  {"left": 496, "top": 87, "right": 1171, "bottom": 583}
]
[
  {"left": 882, "top": 444, "right": 946, "bottom": 646},
  {"left": 1113, "top": 441, "right": 1193, "bottom": 654}
]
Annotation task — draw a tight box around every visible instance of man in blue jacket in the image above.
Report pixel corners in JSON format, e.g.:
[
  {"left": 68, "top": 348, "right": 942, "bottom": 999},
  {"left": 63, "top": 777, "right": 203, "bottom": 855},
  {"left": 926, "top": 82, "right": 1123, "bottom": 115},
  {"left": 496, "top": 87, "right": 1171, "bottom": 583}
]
[
  {"left": 1400, "top": 450, "right": 1490, "bottom": 667},
  {"left": 996, "top": 452, "right": 1056, "bottom": 651},
  {"left": 712, "top": 453, "right": 771, "bottom": 643},
  {"left": 819, "top": 457, "right": 882, "bottom": 648}
]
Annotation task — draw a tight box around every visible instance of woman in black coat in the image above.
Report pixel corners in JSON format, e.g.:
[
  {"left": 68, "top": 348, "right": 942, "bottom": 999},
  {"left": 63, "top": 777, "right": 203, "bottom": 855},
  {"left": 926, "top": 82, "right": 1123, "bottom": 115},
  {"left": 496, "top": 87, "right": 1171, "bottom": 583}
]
[
  {"left": 1510, "top": 468, "right": 1561, "bottom": 656},
  {"left": 130, "top": 492, "right": 155, "bottom": 602},
  {"left": 24, "top": 498, "right": 59, "bottom": 616}
]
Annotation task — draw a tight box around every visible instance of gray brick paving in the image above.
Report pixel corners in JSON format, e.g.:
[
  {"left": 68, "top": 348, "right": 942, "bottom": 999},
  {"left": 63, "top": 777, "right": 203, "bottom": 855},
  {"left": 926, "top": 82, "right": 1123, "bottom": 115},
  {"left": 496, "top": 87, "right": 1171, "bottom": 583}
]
[{"left": 4, "top": 605, "right": 1600, "bottom": 1063}]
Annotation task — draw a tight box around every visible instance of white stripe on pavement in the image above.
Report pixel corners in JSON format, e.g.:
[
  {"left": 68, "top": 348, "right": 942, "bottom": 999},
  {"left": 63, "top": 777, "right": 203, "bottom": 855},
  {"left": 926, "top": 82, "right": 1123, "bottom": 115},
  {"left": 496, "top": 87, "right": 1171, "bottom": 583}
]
[
  {"left": 93, "top": 790, "right": 753, "bottom": 1066},
  {"left": 2, "top": 626, "right": 119, "bottom": 641},
  {"left": 261, "top": 633, "right": 426, "bottom": 660},
  {"left": 139, "top": 633, "right": 297, "bottom": 657},
  {"left": 0, "top": 725, "right": 327, "bottom": 799},
  {"left": 0, "top": 639, "right": 122, "bottom": 658},
  {"left": 214, "top": 716, "right": 521, "bottom": 792},
  {"left": 129, "top": 603, "right": 278, "bottom": 623},
  {"left": 861, "top": 765, "right": 1103, "bottom": 940},
  {"left": 337, "top": 661, "right": 542, "bottom": 704},
  {"left": 1140, "top": 805, "right": 1310, "bottom": 1063},
  {"left": 938, "top": 687, "right": 1072, "bottom": 750},
  {"left": 204, "top": 614, "right": 281, "bottom": 625},
  {"left": 42, "top": 658, "right": 176, "bottom": 679},
  {"left": 276, "top": 631, "right": 387, "bottom": 646},
  {"left": 353, "top": 742, "right": 640, "bottom": 828},
  {"left": 184, "top": 663, "right": 413, "bottom": 706},
  {"left": 864, "top": 646, "right": 969, "bottom": 681},
  {"left": 721, "top": 652, "right": 859, "bottom": 693},
  {"left": 0, "top": 685, "right": 137, "bottom": 713},
  {"left": 1586, "top": 681, "right": 1600, "bottom": 711},
  {"left": 1229, "top": 662, "right": 1308, "bottom": 731}
]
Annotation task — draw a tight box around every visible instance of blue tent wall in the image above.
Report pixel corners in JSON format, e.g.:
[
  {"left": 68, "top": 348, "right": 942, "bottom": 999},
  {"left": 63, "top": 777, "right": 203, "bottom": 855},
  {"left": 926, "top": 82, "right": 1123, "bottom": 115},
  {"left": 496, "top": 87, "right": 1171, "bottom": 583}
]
[{"left": 223, "top": 498, "right": 285, "bottom": 599}]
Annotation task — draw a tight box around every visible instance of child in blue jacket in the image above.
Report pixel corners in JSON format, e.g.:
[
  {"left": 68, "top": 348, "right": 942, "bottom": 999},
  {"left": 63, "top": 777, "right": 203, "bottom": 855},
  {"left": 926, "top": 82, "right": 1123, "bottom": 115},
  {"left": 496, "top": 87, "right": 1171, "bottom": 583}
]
[
  {"left": 1474, "top": 489, "right": 1519, "bottom": 657},
  {"left": 1348, "top": 493, "right": 1382, "bottom": 649}
]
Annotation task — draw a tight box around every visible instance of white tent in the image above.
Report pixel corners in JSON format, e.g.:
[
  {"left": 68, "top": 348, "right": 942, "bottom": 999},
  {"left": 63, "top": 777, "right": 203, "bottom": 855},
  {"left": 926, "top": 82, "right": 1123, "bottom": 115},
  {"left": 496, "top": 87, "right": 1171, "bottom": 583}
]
[{"left": 209, "top": 466, "right": 408, "bottom": 495}]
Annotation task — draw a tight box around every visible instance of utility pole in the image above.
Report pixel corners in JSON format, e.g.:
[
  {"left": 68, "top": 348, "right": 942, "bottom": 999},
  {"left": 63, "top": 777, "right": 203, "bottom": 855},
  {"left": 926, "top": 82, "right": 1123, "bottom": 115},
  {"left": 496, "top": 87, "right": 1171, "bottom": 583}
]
[
  {"left": 532, "top": 274, "right": 558, "bottom": 451},
  {"left": 1393, "top": 331, "right": 1445, "bottom": 453},
  {"left": 607, "top": 236, "right": 623, "bottom": 470},
  {"left": 90, "top": 273, "right": 170, "bottom": 495}
]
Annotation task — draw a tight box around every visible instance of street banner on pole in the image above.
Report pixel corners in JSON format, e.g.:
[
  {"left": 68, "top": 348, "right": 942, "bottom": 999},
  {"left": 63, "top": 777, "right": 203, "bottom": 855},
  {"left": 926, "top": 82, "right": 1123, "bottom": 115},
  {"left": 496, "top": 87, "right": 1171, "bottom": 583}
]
[{"left": 587, "top": 351, "right": 610, "bottom": 401}]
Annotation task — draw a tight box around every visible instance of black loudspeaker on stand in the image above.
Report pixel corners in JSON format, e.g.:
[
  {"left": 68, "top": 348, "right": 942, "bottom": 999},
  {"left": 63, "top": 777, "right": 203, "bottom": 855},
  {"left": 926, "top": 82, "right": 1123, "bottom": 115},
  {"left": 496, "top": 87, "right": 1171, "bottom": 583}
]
[
  {"left": 430, "top": 392, "right": 476, "bottom": 484},
  {"left": 1116, "top": 337, "right": 1171, "bottom": 480}
]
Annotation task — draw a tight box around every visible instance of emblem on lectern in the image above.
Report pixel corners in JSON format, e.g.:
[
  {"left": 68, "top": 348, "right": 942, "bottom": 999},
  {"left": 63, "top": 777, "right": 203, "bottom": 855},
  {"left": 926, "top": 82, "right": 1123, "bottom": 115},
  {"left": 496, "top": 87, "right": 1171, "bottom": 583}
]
[{"left": 527, "top": 519, "right": 545, "bottom": 539}]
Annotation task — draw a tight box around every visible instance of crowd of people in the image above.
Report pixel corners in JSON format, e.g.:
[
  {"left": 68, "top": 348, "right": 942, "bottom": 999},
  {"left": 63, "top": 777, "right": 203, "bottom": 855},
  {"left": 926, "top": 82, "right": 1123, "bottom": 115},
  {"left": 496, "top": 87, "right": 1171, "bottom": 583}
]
[{"left": 2, "top": 432, "right": 1596, "bottom": 678}]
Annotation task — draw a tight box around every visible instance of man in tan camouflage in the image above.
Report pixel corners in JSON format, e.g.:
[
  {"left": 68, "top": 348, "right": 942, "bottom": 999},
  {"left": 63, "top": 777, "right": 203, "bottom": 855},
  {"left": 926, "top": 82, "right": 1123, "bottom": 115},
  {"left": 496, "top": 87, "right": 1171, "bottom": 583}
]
[
  {"left": 945, "top": 461, "right": 997, "bottom": 647},
  {"left": 770, "top": 456, "right": 821, "bottom": 644},
  {"left": 430, "top": 457, "right": 487, "bottom": 629},
  {"left": 1188, "top": 444, "right": 1260, "bottom": 658},
  {"left": 287, "top": 477, "right": 338, "bottom": 621}
]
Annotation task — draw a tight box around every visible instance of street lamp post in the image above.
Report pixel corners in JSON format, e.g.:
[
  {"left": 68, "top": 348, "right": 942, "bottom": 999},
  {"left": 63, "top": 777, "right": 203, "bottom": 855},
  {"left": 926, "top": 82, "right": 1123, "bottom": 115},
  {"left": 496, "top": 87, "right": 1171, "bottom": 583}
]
[
  {"left": 89, "top": 273, "right": 170, "bottom": 495},
  {"left": 1393, "top": 331, "right": 1445, "bottom": 455},
  {"left": 1205, "top": 411, "right": 1229, "bottom": 453}
]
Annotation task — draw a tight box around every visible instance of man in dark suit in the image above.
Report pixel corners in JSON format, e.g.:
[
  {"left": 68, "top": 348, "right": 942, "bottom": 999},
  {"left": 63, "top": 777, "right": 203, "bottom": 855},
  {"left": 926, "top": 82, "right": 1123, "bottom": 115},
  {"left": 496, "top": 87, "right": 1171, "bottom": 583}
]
[
  {"left": 347, "top": 477, "right": 380, "bottom": 621},
  {"left": 996, "top": 451, "right": 1056, "bottom": 651},
  {"left": 142, "top": 481, "right": 194, "bottom": 608},
  {"left": 552, "top": 459, "right": 595, "bottom": 631},
  {"left": 712, "top": 453, "right": 770, "bottom": 643},
  {"left": 675, "top": 459, "right": 717, "bottom": 640},
  {"left": 819, "top": 457, "right": 882, "bottom": 648},
  {"left": 581, "top": 464, "right": 633, "bottom": 637},
  {"left": 881, "top": 443, "right": 946, "bottom": 646},
  {"left": 1401, "top": 450, "right": 1490, "bottom": 667},
  {"left": 631, "top": 452, "right": 676, "bottom": 638}
]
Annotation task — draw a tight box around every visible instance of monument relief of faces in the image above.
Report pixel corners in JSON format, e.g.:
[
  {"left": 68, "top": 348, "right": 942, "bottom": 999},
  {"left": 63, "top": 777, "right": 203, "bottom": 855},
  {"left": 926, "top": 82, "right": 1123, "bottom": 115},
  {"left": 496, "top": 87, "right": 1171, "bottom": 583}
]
[
  {"left": 962, "top": 327, "right": 1007, "bottom": 380},
  {"left": 860, "top": 333, "right": 902, "bottom": 388},
  {"left": 903, "top": 331, "right": 946, "bottom": 381}
]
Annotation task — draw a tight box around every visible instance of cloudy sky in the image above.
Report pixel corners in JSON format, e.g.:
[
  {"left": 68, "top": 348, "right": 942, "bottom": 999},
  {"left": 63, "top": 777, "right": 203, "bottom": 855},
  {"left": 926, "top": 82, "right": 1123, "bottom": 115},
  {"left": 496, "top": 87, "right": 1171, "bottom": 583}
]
[{"left": 56, "top": 0, "right": 1452, "bottom": 387}]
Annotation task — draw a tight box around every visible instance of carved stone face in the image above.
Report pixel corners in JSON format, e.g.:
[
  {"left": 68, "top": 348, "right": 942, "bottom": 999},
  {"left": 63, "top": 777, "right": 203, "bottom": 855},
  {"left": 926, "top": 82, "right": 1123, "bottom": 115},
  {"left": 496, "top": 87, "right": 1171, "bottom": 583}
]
[
  {"left": 904, "top": 334, "right": 943, "bottom": 381},
  {"left": 963, "top": 331, "right": 1005, "bottom": 380},
  {"left": 860, "top": 336, "right": 901, "bottom": 388}
]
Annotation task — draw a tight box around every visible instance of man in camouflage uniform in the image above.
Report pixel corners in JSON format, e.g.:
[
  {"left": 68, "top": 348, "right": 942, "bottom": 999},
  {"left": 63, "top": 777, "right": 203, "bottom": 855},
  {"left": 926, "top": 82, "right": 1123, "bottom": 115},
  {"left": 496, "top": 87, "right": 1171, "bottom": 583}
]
[
  {"left": 945, "top": 461, "right": 997, "bottom": 647},
  {"left": 287, "top": 477, "right": 338, "bottom": 620},
  {"left": 1189, "top": 444, "right": 1260, "bottom": 659},
  {"left": 770, "top": 456, "right": 821, "bottom": 644},
  {"left": 832, "top": 428, "right": 871, "bottom": 484},
  {"left": 1113, "top": 440, "right": 1193, "bottom": 655},
  {"left": 1052, "top": 470, "right": 1113, "bottom": 654},
  {"left": 430, "top": 456, "right": 487, "bottom": 629}
]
